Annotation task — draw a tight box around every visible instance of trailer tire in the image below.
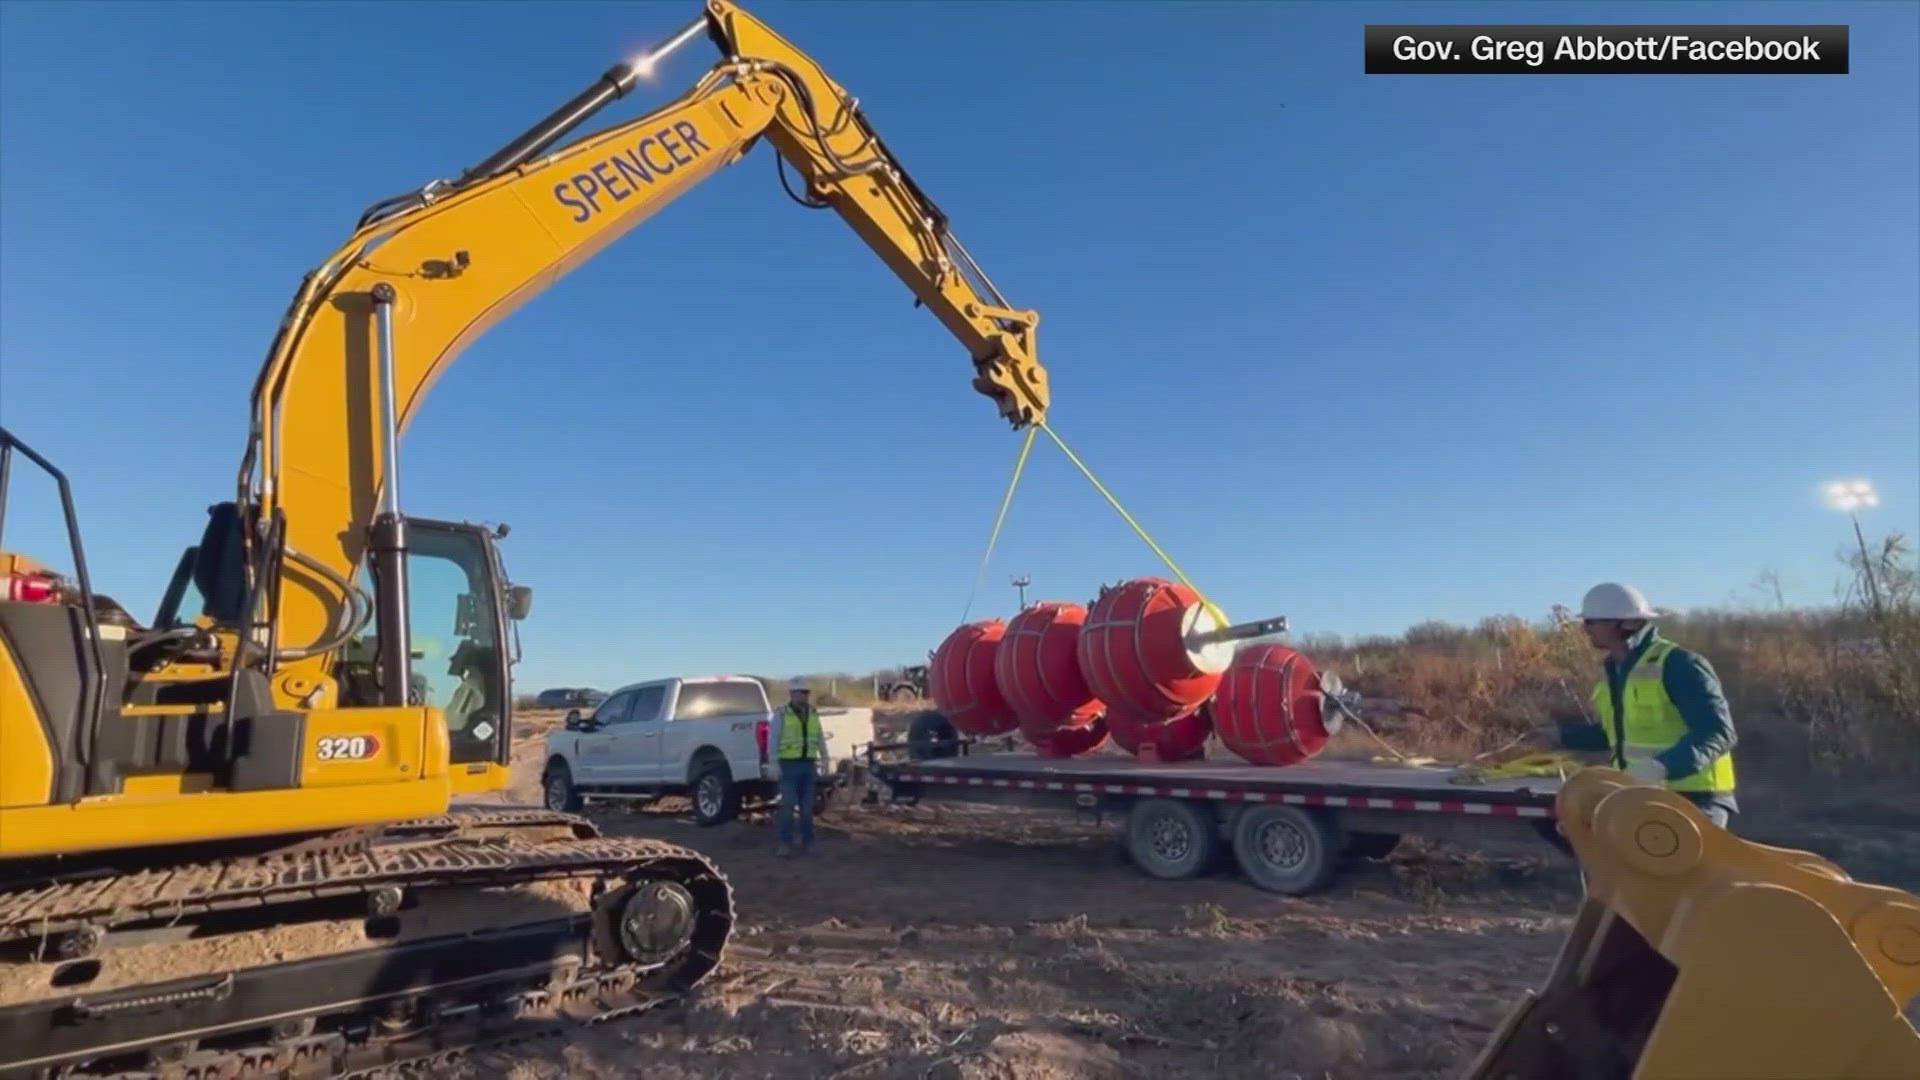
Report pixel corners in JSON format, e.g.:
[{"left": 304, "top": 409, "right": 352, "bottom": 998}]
[
  {"left": 1124, "top": 798, "right": 1221, "bottom": 881},
  {"left": 1231, "top": 804, "right": 1340, "bottom": 895},
  {"left": 907, "top": 711, "right": 960, "bottom": 760}
]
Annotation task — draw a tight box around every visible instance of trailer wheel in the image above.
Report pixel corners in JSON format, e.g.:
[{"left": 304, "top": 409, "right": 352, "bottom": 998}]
[
  {"left": 1231, "top": 804, "right": 1340, "bottom": 895},
  {"left": 1124, "top": 798, "right": 1221, "bottom": 881},
  {"left": 906, "top": 711, "right": 959, "bottom": 760}
]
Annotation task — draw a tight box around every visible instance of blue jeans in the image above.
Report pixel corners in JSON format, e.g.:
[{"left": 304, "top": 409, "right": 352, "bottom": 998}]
[
  {"left": 777, "top": 759, "right": 817, "bottom": 848},
  {"left": 1681, "top": 793, "right": 1733, "bottom": 830}
]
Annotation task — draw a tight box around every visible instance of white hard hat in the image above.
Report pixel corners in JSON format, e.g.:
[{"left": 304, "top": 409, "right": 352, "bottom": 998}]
[
  {"left": 787, "top": 676, "right": 810, "bottom": 691},
  {"left": 1580, "top": 582, "right": 1656, "bottom": 621}
]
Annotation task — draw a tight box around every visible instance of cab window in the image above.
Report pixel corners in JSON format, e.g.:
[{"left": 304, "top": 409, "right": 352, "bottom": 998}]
[
  {"left": 341, "top": 522, "right": 506, "bottom": 765},
  {"left": 590, "top": 689, "right": 636, "bottom": 726},
  {"left": 672, "top": 680, "right": 767, "bottom": 721},
  {"left": 623, "top": 684, "right": 668, "bottom": 723}
]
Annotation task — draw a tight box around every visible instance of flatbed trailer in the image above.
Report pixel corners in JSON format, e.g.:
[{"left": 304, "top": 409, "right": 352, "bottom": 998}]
[{"left": 861, "top": 737, "right": 1568, "bottom": 895}]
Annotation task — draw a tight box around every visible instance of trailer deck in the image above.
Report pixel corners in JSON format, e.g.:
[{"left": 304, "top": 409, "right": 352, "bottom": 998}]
[{"left": 861, "top": 740, "right": 1570, "bottom": 894}]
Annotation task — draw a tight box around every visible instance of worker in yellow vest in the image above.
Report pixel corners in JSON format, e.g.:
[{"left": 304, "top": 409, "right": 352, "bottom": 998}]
[
  {"left": 1563, "top": 582, "right": 1739, "bottom": 828},
  {"left": 772, "top": 676, "right": 827, "bottom": 856}
]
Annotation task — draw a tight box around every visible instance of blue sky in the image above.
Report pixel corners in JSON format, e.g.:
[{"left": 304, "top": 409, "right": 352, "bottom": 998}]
[{"left": 2, "top": 1, "right": 1914, "bottom": 693}]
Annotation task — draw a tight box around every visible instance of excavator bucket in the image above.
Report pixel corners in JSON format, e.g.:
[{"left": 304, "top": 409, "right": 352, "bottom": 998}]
[{"left": 1464, "top": 768, "right": 1920, "bottom": 1080}]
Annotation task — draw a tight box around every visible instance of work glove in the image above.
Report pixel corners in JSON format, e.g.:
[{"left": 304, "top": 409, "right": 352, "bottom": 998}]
[{"left": 1624, "top": 756, "right": 1667, "bottom": 785}]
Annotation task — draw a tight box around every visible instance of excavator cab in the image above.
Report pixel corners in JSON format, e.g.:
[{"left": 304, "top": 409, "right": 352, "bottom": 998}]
[
  {"left": 1466, "top": 768, "right": 1920, "bottom": 1079},
  {"left": 0, "top": 425, "right": 530, "bottom": 838},
  {"left": 328, "top": 511, "right": 526, "bottom": 773}
]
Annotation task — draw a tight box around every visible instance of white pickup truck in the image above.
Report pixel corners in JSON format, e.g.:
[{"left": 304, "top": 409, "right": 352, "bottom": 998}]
[{"left": 539, "top": 674, "right": 873, "bottom": 826}]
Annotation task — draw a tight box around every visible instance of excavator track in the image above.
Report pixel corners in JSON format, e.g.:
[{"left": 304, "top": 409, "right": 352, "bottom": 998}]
[{"left": 0, "top": 807, "right": 734, "bottom": 1079}]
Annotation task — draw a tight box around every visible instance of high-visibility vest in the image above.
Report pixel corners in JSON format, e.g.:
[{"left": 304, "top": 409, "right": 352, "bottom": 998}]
[
  {"left": 776, "top": 704, "right": 825, "bottom": 761},
  {"left": 1588, "top": 637, "right": 1735, "bottom": 794}
]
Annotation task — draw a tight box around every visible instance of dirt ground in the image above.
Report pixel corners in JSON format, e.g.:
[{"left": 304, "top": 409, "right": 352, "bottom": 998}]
[
  {"left": 443, "top": 712, "right": 1920, "bottom": 1079},
  {"left": 441, "top": 716, "right": 1574, "bottom": 1079}
]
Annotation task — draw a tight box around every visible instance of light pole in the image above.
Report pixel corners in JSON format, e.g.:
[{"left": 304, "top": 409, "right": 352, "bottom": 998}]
[
  {"left": 1824, "top": 479, "right": 1882, "bottom": 615},
  {"left": 1011, "top": 574, "right": 1030, "bottom": 609}
]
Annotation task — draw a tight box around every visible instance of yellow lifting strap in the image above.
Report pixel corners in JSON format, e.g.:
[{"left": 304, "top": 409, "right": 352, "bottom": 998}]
[
  {"left": 1450, "top": 751, "right": 1585, "bottom": 785},
  {"left": 1037, "top": 421, "right": 1229, "bottom": 629},
  {"left": 958, "top": 421, "right": 1227, "bottom": 630},
  {"left": 960, "top": 425, "right": 1037, "bottom": 622}
]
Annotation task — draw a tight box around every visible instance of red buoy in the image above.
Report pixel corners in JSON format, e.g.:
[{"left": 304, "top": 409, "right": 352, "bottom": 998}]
[
  {"left": 995, "top": 600, "right": 1107, "bottom": 757},
  {"left": 928, "top": 619, "right": 1018, "bottom": 737},
  {"left": 1077, "top": 577, "right": 1235, "bottom": 761},
  {"left": 1026, "top": 720, "right": 1109, "bottom": 758},
  {"left": 1212, "top": 643, "right": 1336, "bottom": 766},
  {"left": 1106, "top": 705, "right": 1209, "bottom": 762},
  {"left": 1079, "top": 577, "right": 1233, "bottom": 718}
]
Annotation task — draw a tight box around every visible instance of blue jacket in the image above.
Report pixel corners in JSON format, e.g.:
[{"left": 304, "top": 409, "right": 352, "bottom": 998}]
[{"left": 1562, "top": 622, "right": 1739, "bottom": 812}]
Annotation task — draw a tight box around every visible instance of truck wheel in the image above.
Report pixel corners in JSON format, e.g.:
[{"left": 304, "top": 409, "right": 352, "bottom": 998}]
[
  {"left": 1231, "top": 804, "right": 1339, "bottom": 895},
  {"left": 543, "top": 761, "right": 582, "bottom": 814},
  {"left": 1124, "top": 798, "right": 1221, "bottom": 881},
  {"left": 907, "top": 711, "right": 959, "bottom": 760},
  {"left": 689, "top": 759, "right": 740, "bottom": 826}
]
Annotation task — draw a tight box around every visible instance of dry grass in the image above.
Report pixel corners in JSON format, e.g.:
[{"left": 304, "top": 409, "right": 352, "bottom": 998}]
[
  {"left": 521, "top": 533, "right": 1916, "bottom": 815},
  {"left": 1300, "top": 533, "right": 1920, "bottom": 809}
]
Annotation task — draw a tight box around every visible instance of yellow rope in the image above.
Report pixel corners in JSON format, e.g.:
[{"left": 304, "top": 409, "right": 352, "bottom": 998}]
[
  {"left": 960, "top": 426, "right": 1037, "bottom": 623},
  {"left": 1036, "top": 421, "right": 1228, "bottom": 629}
]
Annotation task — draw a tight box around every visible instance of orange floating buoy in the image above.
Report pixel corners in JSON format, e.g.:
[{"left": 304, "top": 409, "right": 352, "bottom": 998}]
[
  {"left": 1212, "top": 643, "right": 1338, "bottom": 766},
  {"left": 1106, "top": 705, "right": 1210, "bottom": 762},
  {"left": 1077, "top": 577, "right": 1236, "bottom": 761},
  {"left": 1079, "top": 577, "right": 1234, "bottom": 718},
  {"left": 995, "top": 600, "right": 1107, "bottom": 757},
  {"left": 1026, "top": 720, "right": 1109, "bottom": 758},
  {"left": 928, "top": 619, "right": 1018, "bottom": 737}
]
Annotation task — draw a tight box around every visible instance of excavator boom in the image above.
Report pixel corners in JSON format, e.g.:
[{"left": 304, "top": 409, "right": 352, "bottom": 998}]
[
  {"left": 247, "top": 0, "right": 1048, "bottom": 709},
  {"left": 0, "top": 4, "right": 1051, "bottom": 1074}
]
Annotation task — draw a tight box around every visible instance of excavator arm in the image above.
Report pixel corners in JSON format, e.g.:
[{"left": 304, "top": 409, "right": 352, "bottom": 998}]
[{"left": 235, "top": 0, "right": 1049, "bottom": 704}]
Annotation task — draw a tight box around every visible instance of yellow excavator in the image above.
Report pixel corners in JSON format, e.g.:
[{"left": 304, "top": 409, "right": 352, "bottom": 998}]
[
  {"left": 2, "top": 4, "right": 1915, "bottom": 1079},
  {"left": 0, "top": 2, "right": 1045, "bottom": 1074},
  {"left": 1466, "top": 768, "right": 1920, "bottom": 1079}
]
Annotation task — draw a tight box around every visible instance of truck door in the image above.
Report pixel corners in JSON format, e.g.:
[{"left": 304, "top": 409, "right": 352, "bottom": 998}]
[
  {"left": 571, "top": 688, "right": 636, "bottom": 784},
  {"left": 600, "top": 683, "right": 668, "bottom": 786}
]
